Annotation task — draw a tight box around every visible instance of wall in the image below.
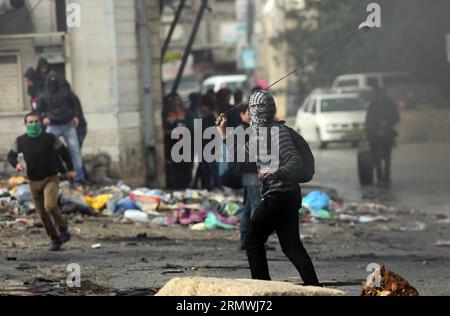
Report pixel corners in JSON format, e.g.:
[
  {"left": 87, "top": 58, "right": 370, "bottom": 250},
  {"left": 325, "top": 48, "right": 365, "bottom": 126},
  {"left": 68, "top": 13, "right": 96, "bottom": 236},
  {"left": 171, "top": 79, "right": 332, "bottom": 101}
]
[{"left": 68, "top": 0, "right": 146, "bottom": 186}]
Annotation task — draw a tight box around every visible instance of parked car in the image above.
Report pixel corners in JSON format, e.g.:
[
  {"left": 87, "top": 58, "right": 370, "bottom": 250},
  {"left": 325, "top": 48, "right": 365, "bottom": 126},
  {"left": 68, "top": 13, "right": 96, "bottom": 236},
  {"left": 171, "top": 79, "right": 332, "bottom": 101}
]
[
  {"left": 332, "top": 72, "right": 416, "bottom": 92},
  {"left": 201, "top": 74, "right": 248, "bottom": 93},
  {"left": 295, "top": 93, "right": 369, "bottom": 149}
]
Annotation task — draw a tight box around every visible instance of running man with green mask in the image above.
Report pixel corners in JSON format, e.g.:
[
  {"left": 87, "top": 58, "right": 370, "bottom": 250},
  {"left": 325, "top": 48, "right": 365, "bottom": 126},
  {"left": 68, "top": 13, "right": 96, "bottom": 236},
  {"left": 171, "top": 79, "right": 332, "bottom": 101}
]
[{"left": 7, "top": 112, "right": 76, "bottom": 251}]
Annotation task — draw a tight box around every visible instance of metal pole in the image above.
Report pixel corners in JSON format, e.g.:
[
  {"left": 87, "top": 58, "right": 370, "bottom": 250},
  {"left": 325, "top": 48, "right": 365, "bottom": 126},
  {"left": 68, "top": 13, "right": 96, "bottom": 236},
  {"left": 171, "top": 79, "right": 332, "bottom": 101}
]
[
  {"left": 171, "top": 0, "right": 208, "bottom": 94},
  {"left": 161, "top": 0, "right": 186, "bottom": 59}
]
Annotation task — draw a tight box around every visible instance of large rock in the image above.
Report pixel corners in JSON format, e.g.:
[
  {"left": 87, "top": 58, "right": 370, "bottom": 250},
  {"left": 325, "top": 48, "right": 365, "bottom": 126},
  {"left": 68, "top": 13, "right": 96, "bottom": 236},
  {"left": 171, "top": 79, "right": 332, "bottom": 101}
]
[{"left": 155, "top": 277, "right": 347, "bottom": 296}]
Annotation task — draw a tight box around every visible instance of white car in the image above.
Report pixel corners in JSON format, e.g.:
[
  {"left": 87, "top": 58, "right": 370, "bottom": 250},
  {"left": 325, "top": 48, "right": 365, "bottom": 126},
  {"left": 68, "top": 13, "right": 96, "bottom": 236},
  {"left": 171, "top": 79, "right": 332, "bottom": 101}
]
[
  {"left": 332, "top": 72, "right": 415, "bottom": 93},
  {"left": 295, "top": 93, "right": 368, "bottom": 148},
  {"left": 201, "top": 75, "right": 248, "bottom": 93}
]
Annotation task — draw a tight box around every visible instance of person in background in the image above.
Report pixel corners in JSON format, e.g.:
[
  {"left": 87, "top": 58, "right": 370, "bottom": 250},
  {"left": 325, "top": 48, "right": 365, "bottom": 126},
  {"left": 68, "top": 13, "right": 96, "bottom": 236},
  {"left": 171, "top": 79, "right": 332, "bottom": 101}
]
[
  {"left": 216, "top": 88, "right": 242, "bottom": 128},
  {"left": 186, "top": 92, "right": 203, "bottom": 188},
  {"left": 365, "top": 87, "right": 400, "bottom": 187},
  {"left": 234, "top": 89, "right": 244, "bottom": 108},
  {"left": 35, "top": 58, "right": 54, "bottom": 98},
  {"left": 7, "top": 112, "right": 75, "bottom": 251},
  {"left": 24, "top": 67, "right": 40, "bottom": 110},
  {"left": 200, "top": 94, "right": 220, "bottom": 190},
  {"left": 39, "top": 75, "right": 86, "bottom": 185},
  {"left": 162, "top": 92, "right": 191, "bottom": 188}
]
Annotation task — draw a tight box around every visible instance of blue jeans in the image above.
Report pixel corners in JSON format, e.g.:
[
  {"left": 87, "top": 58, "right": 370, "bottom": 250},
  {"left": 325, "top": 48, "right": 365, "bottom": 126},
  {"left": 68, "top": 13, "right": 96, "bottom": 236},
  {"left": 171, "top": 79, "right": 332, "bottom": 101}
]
[
  {"left": 240, "top": 173, "right": 261, "bottom": 246},
  {"left": 47, "top": 123, "right": 86, "bottom": 184}
]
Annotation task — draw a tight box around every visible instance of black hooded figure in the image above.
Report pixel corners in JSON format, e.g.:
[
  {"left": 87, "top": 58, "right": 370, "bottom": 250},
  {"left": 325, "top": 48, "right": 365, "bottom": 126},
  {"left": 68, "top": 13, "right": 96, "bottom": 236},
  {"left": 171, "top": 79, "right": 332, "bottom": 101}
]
[
  {"left": 365, "top": 88, "right": 400, "bottom": 185},
  {"left": 35, "top": 57, "right": 51, "bottom": 97}
]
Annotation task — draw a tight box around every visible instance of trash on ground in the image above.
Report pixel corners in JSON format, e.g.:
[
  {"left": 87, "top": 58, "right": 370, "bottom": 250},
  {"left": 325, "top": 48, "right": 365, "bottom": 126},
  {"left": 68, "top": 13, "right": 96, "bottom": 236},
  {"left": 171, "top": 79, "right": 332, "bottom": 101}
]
[
  {"left": 361, "top": 265, "right": 419, "bottom": 296},
  {"left": 435, "top": 240, "right": 450, "bottom": 247}
]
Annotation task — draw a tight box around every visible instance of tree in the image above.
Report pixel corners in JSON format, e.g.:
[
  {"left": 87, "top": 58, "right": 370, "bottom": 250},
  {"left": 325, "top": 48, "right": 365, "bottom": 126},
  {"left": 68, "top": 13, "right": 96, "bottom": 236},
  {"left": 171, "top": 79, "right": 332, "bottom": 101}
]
[{"left": 275, "top": 0, "right": 450, "bottom": 99}]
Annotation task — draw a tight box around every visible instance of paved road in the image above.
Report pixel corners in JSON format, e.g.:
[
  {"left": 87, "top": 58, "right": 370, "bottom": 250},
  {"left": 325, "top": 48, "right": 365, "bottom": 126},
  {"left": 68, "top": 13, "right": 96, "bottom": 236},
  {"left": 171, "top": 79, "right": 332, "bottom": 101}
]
[
  {"left": 1, "top": 138, "right": 449, "bottom": 296},
  {"left": 309, "top": 141, "right": 450, "bottom": 216}
]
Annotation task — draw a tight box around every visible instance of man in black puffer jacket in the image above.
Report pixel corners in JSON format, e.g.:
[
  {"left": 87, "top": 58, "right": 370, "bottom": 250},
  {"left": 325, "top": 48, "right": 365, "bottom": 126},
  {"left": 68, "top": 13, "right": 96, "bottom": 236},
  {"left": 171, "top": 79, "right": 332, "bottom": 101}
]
[{"left": 39, "top": 75, "right": 85, "bottom": 184}]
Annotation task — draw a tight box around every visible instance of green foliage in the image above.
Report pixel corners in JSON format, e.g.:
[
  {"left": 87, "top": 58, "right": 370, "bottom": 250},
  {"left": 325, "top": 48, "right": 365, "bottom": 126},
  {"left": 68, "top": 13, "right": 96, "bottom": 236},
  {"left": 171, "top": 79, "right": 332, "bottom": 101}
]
[{"left": 277, "top": 0, "right": 450, "bottom": 98}]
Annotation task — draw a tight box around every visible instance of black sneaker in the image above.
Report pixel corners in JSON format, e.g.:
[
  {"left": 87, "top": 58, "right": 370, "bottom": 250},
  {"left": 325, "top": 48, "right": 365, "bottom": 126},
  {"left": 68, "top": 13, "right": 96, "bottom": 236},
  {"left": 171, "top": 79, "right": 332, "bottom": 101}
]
[
  {"left": 59, "top": 228, "right": 71, "bottom": 243},
  {"left": 49, "top": 241, "right": 63, "bottom": 251}
]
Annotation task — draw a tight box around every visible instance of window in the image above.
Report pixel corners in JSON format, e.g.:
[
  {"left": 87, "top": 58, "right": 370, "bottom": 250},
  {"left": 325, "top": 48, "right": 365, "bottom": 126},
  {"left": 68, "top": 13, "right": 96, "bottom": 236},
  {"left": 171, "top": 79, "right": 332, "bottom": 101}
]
[
  {"left": 304, "top": 98, "right": 315, "bottom": 113},
  {"left": 310, "top": 100, "right": 317, "bottom": 114},
  {"left": 320, "top": 98, "right": 366, "bottom": 112},
  {"left": 0, "top": 53, "right": 23, "bottom": 112},
  {"left": 301, "top": 98, "right": 310, "bottom": 112},
  {"left": 336, "top": 79, "right": 359, "bottom": 88}
]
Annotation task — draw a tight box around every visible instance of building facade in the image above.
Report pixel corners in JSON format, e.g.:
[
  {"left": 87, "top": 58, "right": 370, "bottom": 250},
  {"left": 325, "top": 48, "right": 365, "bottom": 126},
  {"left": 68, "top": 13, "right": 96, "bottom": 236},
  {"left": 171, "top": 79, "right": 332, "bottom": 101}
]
[{"left": 0, "top": 0, "right": 165, "bottom": 187}]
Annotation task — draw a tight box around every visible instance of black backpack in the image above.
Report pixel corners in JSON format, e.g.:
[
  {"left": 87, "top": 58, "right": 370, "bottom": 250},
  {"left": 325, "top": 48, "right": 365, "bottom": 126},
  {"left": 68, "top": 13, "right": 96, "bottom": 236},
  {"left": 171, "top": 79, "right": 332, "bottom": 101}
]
[{"left": 282, "top": 124, "right": 315, "bottom": 183}]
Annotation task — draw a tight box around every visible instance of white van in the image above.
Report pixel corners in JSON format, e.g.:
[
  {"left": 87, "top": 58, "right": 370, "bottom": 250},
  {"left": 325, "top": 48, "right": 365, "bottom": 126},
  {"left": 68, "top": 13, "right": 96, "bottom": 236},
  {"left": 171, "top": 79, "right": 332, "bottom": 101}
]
[
  {"left": 201, "top": 75, "right": 248, "bottom": 93},
  {"left": 332, "top": 72, "right": 415, "bottom": 92}
]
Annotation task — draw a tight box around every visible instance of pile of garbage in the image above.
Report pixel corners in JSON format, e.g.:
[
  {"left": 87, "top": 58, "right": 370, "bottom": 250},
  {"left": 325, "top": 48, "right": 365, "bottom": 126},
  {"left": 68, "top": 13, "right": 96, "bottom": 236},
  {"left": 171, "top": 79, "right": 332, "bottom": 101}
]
[
  {"left": 94, "top": 187, "right": 242, "bottom": 230},
  {"left": 0, "top": 176, "right": 243, "bottom": 231},
  {"left": 1, "top": 175, "right": 443, "bottom": 234},
  {"left": 0, "top": 176, "right": 36, "bottom": 229},
  {"left": 300, "top": 190, "right": 398, "bottom": 224}
]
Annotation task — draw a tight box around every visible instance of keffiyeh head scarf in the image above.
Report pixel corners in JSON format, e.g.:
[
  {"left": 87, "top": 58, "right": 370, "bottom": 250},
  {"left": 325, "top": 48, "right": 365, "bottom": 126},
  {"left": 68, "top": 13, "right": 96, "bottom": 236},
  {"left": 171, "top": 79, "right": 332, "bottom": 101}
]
[{"left": 248, "top": 90, "right": 276, "bottom": 127}]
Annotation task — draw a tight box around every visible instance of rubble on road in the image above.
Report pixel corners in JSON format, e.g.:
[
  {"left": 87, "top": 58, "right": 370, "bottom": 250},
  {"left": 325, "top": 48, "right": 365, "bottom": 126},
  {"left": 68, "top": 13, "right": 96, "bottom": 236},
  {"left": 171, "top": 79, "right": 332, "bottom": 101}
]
[
  {"left": 361, "top": 265, "right": 419, "bottom": 296},
  {"left": 0, "top": 176, "right": 438, "bottom": 236}
]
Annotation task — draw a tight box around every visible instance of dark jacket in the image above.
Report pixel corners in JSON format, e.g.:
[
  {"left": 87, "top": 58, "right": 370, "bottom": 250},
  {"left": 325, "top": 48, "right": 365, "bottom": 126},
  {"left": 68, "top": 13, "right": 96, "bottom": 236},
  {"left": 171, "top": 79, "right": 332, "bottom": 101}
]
[
  {"left": 365, "top": 95, "right": 400, "bottom": 144},
  {"left": 228, "top": 122, "right": 303, "bottom": 198},
  {"left": 236, "top": 122, "right": 257, "bottom": 175},
  {"left": 7, "top": 133, "right": 73, "bottom": 181},
  {"left": 40, "top": 86, "right": 81, "bottom": 125}
]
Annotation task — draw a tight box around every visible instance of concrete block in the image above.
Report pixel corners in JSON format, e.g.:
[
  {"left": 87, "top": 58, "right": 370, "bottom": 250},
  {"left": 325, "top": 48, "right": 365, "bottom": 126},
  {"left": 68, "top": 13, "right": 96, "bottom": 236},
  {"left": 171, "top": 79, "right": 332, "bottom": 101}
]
[{"left": 155, "top": 277, "right": 348, "bottom": 296}]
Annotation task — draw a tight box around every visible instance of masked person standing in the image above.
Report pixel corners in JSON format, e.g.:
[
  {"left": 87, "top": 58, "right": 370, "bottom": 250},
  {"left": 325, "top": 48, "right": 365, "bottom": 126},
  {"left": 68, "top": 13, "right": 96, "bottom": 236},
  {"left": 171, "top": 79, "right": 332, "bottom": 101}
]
[
  {"left": 216, "top": 90, "right": 320, "bottom": 285},
  {"left": 7, "top": 112, "right": 75, "bottom": 251}
]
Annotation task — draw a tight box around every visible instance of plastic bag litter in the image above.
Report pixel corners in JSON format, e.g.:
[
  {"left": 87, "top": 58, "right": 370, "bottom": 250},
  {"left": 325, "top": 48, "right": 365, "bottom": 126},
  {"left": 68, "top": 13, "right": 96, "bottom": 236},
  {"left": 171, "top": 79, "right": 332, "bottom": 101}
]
[
  {"left": 177, "top": 208, "right": 207, "bottom": 225},
  {"left": 358, "top": 215, "right": 390, "bottom": 223},
  {"left": 8, "top": 176, "right": 28, "bottom": 188},
  {"left": 222, "top": 202, "right": 242, "bottom": 216},
  {"left": 204, "top": 213, "right": 235, "bottom": 230},
  {"left": 0, "top": 189, "right": 10, "bottom": 198},
  {"left": 113, "top": 198, "right": 142, "bottom": 214},
  {"left": 302, "top": 191, "right": 329, "bottom": 212},
  {"left": 129, "top": 188, "right": 167, "bottom": 212},
  {"left": 312, "top": 209, "right": 333, "bottom": 219},
  {"left": 86, "top": 194, "right": 113, "bottom": 211},
  {"left": 60, "top": 202, "right": 95, "bottom": 216},
  {"left": 123, "top": 210, "right": 149, "bottom": 223},
  {"left": 12, "top": 184, "right": 32, "bottom": 204},
  {"left": 399, "top": 221, "right": 426, "bottom": 231}
]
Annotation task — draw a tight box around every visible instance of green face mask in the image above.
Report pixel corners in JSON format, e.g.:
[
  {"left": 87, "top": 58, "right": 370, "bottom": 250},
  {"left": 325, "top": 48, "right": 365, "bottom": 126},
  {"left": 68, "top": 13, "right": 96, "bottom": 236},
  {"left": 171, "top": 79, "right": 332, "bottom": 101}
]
[{"left": 26, "top": 122, "right": 42, "bottom": 138}]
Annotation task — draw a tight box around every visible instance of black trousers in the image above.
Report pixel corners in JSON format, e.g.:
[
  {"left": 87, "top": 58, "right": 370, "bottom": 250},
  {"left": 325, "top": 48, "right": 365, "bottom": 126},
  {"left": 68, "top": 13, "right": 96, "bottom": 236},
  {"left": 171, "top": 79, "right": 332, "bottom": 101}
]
[
  {"left": 370, "top": 140, "right": 393, "bottom": 182},
  {"left": 245, "top": 188, "right": 320, "bottom": 285}
]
